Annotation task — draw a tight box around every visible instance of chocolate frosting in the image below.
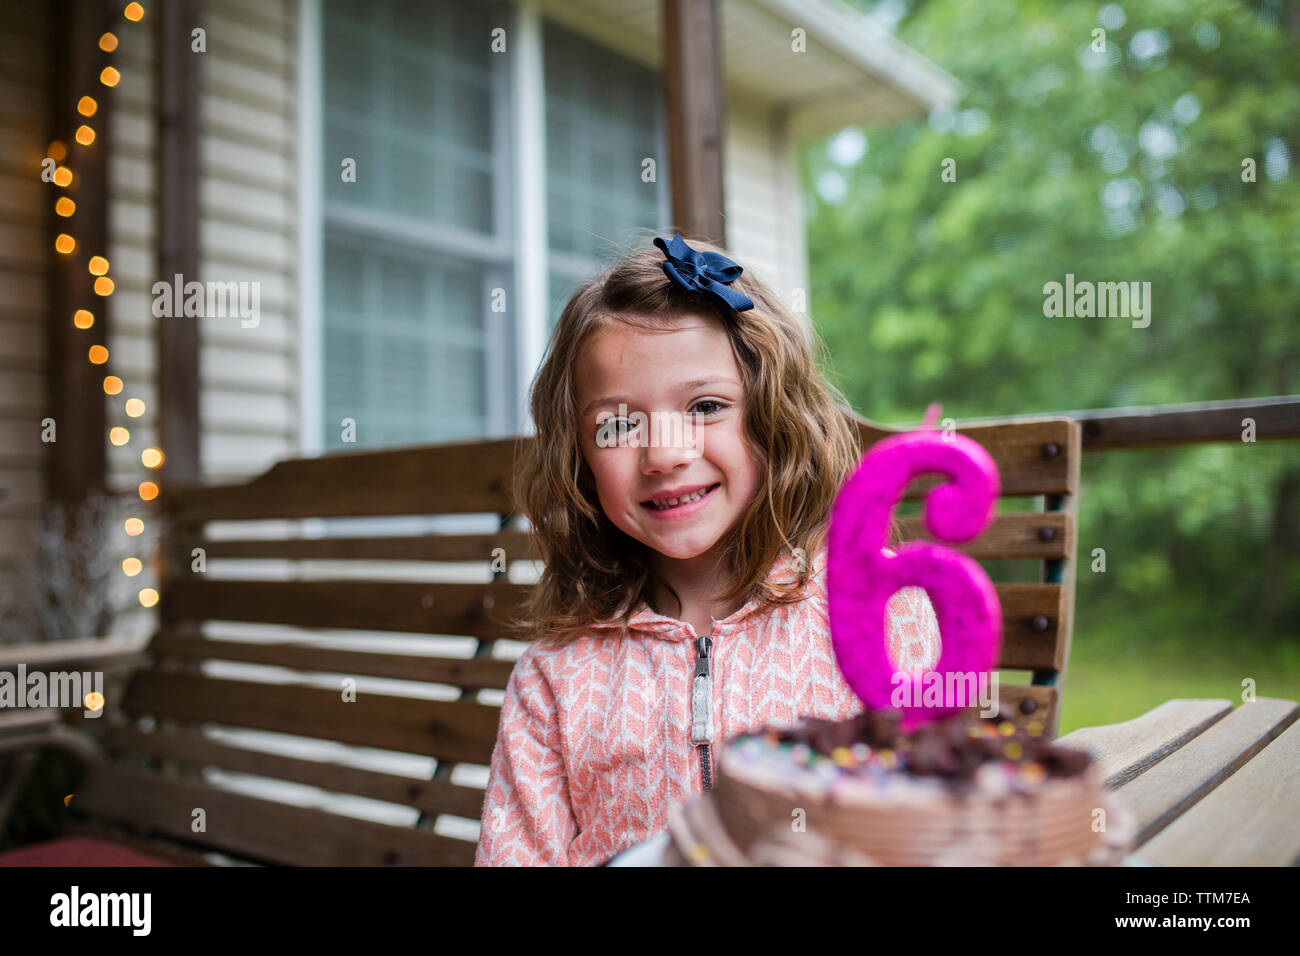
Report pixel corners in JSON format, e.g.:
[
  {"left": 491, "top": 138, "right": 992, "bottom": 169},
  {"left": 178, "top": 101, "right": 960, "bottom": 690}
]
[{"left": 747, "top": 708, "right": 1092, "bottom": 782}]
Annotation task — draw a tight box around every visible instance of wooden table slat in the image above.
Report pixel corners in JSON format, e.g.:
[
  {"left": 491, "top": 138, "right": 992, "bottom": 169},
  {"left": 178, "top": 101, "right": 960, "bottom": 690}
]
[
  {"left": 1056, "top": 698, "right": 1233, "bottom": 787},
  {"left": 1138, "top": 717, "right": 1300, "bottom": 867},
  {"left": 1112, "top": 698, "right": 1298, "bottom": 846}
]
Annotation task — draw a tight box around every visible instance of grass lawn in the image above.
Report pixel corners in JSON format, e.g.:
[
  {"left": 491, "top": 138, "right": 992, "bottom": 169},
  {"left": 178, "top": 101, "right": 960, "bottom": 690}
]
[{"left": 1049, "top": 605, "right": 1300, "bottom": 735}]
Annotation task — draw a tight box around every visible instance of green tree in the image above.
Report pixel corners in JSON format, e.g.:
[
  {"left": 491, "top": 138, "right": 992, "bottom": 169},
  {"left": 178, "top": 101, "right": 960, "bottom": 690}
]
[{"left": 804, "top": 0, "right": 1299, "bottom": 652}]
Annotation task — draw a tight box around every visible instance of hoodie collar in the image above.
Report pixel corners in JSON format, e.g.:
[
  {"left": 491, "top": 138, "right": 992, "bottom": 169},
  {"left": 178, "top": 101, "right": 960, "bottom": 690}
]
[{"left": 588, "top": 545, "right": 827, "bottom": 641}]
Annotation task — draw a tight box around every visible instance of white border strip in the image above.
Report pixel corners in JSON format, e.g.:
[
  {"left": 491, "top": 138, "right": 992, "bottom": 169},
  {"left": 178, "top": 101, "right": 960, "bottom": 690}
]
[
  {"left": 511, "top": 0, "right": 549, "bottom": 436},
  {"left": 297, "top": 0, "right": 324, "bottom": 457}
]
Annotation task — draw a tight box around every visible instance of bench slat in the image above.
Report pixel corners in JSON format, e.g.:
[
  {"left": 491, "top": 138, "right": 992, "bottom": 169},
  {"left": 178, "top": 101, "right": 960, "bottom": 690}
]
[
  {"left": 122, "top": 672, "right": 501, "bottom": 763},
  {"left": 993, "top": 583, "right": 1068, "bottom": 671},
  {"left": 101, "top": 724, "right": 488, "bottom": 820},
  {"left": 198, "top": 514, "right": 1069, "bottom": 563},
  {"left": 1112, "top": 698, "right": 1298, "bottom": 846},
  {"left": 165, "top": 579, "right": 526, "bottom": 638},
  {"left": 161, "top": 578, "right": 1063, "bottom": 669},
  {"left": 854, "top": 417, "right": 1077, "bottom": 496},
  {"left": 896, "top": 512, "right": 1070, "bottom": 560},
  {"left": 72, "top": 761, "right": 478, "bottom": 866},
  {"left": 1057, "top": 698, "right": 1234, "bottom": 787},
  {"left": 149, "top": 633, "right": 517, "bottom": 690},
  {"left": 202, "top": 531, "right": 535, "bottom": 562},
  {"left": 1138, "top": 717, "right": 1300, "bottom": 866},
  {"left": 166, "top": 438, "right": 519, "bottom": 521}
]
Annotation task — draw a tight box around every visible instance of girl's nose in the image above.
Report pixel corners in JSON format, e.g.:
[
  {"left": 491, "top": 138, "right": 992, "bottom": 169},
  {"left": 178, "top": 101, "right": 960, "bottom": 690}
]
[{"left": 639, "top": 415, "right": 703, "bottom": 472}]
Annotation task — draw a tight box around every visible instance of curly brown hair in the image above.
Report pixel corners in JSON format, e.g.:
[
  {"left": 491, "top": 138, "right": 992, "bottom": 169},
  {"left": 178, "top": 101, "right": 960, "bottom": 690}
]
[{"left": 513, "top": 228, "right": 868, "bottom": 645}]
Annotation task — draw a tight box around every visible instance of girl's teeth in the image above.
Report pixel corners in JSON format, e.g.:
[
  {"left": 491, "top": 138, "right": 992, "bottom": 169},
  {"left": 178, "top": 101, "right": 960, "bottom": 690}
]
[{"left": 650, "top": 486, "right": 712, "bottom": 509}]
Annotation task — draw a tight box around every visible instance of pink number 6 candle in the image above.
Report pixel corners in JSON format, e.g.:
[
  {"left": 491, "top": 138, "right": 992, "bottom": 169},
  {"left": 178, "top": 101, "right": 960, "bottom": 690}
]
[{"left": 827, "top": 426, "right": 1002, "bottom": 729}]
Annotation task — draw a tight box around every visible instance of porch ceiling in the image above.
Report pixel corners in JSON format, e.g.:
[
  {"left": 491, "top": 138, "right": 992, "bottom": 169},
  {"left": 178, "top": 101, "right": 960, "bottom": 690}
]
[{"left": 535, "top": 0, "right": 962, "bottom": 137}]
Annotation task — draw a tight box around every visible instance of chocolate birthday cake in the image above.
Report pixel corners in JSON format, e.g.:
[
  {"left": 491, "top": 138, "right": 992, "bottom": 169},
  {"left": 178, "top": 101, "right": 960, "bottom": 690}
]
[{"left": 663, "top": 708, "right": 1136, "bottom": 866}]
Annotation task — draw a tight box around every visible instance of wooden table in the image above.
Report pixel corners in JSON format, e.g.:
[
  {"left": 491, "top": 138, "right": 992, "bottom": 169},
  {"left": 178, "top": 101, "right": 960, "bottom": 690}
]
[
  {"left": 1059, "top": 697, "right": 1298, "bottom": 866},
  {"left": 607, "top": 697, "right": 1300, "bottom": 866}
]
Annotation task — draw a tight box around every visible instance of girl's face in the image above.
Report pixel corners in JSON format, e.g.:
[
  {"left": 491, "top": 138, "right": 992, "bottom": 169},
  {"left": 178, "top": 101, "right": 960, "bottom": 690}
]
[{"left": 575, "top": 314, "right": 761, "bottom": 563}]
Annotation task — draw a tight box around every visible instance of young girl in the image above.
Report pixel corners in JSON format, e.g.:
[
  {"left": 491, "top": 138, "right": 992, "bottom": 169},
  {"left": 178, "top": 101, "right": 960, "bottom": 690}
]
[{"left": 474, "top": 231, "right": 940, "bottom": 866}]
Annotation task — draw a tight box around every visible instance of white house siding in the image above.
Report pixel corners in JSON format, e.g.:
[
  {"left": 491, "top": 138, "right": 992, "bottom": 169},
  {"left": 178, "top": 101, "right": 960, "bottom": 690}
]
[
  {"left": 722, "top": 90, "right": 810, "bottom": 328},
  {"left": 196, "top": 0, "right": 300, "bottom": 482},
  {"left": 0, "top": 3, "right": 50, "bottom": 576},
  {"left": 106, "top": 0, "right": 299, "bottom": 493}
]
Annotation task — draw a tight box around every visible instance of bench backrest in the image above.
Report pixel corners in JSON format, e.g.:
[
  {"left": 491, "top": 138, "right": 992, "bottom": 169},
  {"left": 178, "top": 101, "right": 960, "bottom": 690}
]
[
  {"left": 68, "top": 412, "right": 1079, "bottom": 865},
  {"left": 852, "top": 414, "right": 1081, "bottom": 734}
]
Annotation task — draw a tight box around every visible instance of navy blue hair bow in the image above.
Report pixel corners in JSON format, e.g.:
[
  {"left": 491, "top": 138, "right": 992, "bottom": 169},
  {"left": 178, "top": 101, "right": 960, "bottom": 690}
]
[{"left": 653, "top": 233, "right": 754, "bottom": 313}]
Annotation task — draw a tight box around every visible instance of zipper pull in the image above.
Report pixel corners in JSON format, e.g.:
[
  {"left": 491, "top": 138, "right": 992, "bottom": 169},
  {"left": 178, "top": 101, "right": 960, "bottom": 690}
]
[{"left": 691, "top": 635, "right": 713, "bottom": 745}]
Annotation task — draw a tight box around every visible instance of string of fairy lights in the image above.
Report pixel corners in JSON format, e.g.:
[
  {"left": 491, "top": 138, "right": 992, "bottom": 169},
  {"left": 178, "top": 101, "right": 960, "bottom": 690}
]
[{"left": 50, "top": 3, "right": 159, "bottom": 610}]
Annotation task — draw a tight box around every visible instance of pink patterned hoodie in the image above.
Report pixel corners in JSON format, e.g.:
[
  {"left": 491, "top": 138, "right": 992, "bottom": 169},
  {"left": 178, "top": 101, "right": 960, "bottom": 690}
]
[{"left": 473, "top": 546, "right": 941, "bottom": 866}]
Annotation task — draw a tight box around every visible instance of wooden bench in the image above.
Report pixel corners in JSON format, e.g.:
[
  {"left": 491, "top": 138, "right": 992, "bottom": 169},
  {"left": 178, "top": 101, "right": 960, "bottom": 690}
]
[{"left": 0, "top": 410, "right": 1081, "bottom": 865}]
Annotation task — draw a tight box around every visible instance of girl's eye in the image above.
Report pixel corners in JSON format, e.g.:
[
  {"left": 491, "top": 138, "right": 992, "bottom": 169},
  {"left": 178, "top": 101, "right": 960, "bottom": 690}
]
[
  {"left": 595, "top": 417, "right": 636, "bottom": 445},
  {"left": 690, "top": 399, "right": 728, "bottom": 416}
]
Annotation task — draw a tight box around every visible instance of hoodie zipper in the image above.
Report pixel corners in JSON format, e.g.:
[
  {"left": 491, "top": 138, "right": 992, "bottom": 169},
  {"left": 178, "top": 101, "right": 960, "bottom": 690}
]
[{"left": 691, "top": 635, "right": 714, "bottom": 790}]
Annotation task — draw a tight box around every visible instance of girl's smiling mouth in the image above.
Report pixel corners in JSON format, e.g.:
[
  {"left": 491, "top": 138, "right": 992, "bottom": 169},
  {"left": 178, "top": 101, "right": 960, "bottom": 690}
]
[{"left": 641, "top": 482, "right": 720, "bottom": 517}]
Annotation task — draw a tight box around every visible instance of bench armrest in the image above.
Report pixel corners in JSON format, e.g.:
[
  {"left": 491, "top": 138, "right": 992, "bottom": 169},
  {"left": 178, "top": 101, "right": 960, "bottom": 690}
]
[
  {"left": 0, "top": 636, "right": 150, "bottom": 674},
  {"left": 0, "top": 721, "right": 101, "bottom": 763}
]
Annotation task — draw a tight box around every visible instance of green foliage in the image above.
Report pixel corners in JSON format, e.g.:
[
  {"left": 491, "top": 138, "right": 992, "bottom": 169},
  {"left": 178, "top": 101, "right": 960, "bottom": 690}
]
[{"left": 803, "top": 0, "right": 1299, "bottom": 662}]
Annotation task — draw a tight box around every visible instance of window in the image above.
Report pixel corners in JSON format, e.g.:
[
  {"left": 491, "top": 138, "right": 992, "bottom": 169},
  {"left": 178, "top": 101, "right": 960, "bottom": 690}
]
[
  {"left": 545, "top": 19, "right": 669, "bottom": 328},
  {"left": 315, "top": 0, "right": 669, "bottom": 450}
]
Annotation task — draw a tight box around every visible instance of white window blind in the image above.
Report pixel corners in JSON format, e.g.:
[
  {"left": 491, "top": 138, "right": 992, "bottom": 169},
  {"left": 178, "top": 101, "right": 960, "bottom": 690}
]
[
  {"left": 545, "top": 18, "right": 670, "bottom": 329},
  {"left": 320, "top": 0, "right": 510, "bottom": 450}
]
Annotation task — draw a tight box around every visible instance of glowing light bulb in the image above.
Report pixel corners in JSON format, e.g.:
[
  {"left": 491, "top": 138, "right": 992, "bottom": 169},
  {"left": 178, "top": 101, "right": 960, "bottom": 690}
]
[
  {"left": 125, "top": 3, "right": 145, "bottom": 22},
  {"left": 99, "top": 32, "right": 118, "bottom": 52},
  {"left": 141, "top": 447, "right": 164, "bottom": 468},
  {"left": 74, "top": 309, "right": 94, "bottom": 329},
  {"left": 124, "top": 518, "right": 144, "bottom": 536},
  {"left": 122, "top": 557, "right": 143, "bottom": 576},
  {"left": 138, "top": 481, "right": 159, "bottom": 501},
  {"left": 55, "top": 234, "right": 75, "bottom": 254},
  {"left": 88, "top": 344, "right": 109, "bottom": 364},
  {"left": 55, "top": 197, "right": 75, "bottom": 217},
  {"left": 124, "top": 398, "right": 145, "bottom": 417},
  {"left": 94, "top": 276, "right": 115, "bottom": 296},
  {"left": 138, "top": 588, "right": 159, "bottom": 608},
  {"left": 53, "top": 166, "right": 73, "bottom": 187},
  {"left": 109, "top": 426, "right": 129, "bottom": 445},
  {"left": 88, "top": 256, "right": 109, "bottom": 275},
  {"left": 103, "top": 375, "right": 123, "bottom": 395},
  {"left": 75, "top": 125, "right": 96, "bottom": 146},
  {"left": 78, "top": 96, "right": 97, "bottom": 117},
  {"left": 100, "top": 66, "right": 120, "bottom": 87}
]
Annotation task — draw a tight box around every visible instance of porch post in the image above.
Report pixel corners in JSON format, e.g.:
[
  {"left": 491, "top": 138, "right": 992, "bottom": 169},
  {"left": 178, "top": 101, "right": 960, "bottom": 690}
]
[
  {"left": 156, "top": 0, "right": 201, "bottom": 483},
  {"left": 47, "top": 0, "right": 116, "bottom": 506},
  {"left": 662, "top": 0, "right": 728, "bottom": 246}
]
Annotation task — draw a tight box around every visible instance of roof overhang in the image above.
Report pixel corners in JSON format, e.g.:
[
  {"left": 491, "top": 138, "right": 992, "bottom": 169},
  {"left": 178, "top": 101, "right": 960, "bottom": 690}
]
[{"left": 535, "top": 0, "right": 963, "bottom": 137}]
